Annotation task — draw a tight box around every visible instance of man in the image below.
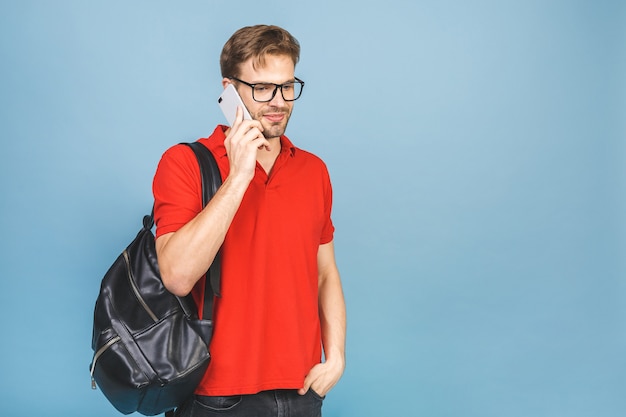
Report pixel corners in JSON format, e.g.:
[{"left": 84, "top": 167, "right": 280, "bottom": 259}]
[{"left": 152, "top": 25, "right": 346, "bottom": 417}]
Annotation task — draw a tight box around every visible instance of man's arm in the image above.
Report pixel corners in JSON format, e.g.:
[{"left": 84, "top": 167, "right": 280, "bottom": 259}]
[
  {"left": 300, "top": 240, "right": 346, "bottom": 397},
  {"left": 156, "top": 110, "right": 269, "bottom": 296},
  {"left": 156, "top": 173, "right": 250, "bottom": 296}
]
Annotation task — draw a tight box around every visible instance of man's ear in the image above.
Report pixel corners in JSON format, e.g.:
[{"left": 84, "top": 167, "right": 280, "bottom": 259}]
[{"left": 221, "top": 78, "right": 232, "bottom": 89}]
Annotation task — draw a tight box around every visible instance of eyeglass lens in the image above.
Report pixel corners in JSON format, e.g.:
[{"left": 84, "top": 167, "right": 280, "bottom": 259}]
[{"left": 253, "top": 82, "right": 303, "bottom": 102}]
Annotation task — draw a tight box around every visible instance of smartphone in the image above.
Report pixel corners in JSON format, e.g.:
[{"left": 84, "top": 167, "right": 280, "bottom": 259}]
[{"left": 218, "top": 84, "right": 252, "bottom": 126}]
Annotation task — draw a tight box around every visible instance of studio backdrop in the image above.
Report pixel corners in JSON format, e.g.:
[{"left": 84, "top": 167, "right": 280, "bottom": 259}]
[{"left": 0, "top": 1, "right": 624, "bottom": 416}]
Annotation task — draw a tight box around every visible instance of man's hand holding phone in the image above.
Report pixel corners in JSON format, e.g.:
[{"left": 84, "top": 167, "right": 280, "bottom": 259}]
[
  {"left": 219, "top": 84, "right": 270, "bottom": 184},
  {"left": 224, "top": 106, "right": 269, "bottom": 184}
]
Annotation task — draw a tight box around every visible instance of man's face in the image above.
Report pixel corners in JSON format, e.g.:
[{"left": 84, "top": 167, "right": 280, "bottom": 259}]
[{"left": 226, "top": 54, "right": 296, "bottom": 140}]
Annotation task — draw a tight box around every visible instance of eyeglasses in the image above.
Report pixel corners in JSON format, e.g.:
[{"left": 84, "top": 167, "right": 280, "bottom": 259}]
[{"left": 230, "top": 77, "right": 305, "bottom": 102}]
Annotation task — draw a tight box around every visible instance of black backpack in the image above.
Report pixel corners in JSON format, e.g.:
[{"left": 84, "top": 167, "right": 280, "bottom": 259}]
[{"left": 90, "top": 142, "right": 222, "bottom": 415}]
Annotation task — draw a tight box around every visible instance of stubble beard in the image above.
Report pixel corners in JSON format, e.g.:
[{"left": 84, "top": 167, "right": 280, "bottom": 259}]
[{"left": 253, "top": 106, "right": 292, "bottom": 140}]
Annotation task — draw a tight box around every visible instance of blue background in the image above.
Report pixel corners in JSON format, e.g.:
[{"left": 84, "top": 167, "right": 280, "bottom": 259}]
[{"left": 1, "top": 1, "right": 624, "bottom": 416}]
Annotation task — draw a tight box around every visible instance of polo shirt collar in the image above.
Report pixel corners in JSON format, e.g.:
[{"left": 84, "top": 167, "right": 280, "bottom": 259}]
[{"left": 213, "top": 124, "right": 296, "bottom": 158}]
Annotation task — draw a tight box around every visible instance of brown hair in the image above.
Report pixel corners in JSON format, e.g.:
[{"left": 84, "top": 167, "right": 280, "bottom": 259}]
[{"left": 220, "top": 25, "right": 300, "bottom": 78}]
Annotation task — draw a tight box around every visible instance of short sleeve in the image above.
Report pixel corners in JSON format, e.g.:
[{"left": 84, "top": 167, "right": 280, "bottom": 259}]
[{"left": 152, "top": 144, "right": 203, "bottom": 238}]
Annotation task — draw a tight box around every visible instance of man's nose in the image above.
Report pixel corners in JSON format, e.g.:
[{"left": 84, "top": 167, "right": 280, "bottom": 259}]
[{"left": 268, "top": 87, "right": 286, "bottom": 106}]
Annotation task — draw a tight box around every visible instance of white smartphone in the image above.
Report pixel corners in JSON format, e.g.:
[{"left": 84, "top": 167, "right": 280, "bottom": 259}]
[{"left": 218, "top": 84, "right": 252, "bottom": 126}]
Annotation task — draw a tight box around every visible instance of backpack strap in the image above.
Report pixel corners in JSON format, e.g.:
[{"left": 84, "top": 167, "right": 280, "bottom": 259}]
[{"left": 183, "top": 141, "right": 223, "bottom": 319}]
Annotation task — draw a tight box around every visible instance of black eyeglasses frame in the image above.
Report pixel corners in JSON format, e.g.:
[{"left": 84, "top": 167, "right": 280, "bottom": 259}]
[{"left": 229, "top": 77, "right": 305, "bottom": 102}]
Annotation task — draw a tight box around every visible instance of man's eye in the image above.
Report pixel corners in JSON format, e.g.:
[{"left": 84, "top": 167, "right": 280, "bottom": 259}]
[{"left": 255, "top": 84, "right": 272, "bottom": 92}]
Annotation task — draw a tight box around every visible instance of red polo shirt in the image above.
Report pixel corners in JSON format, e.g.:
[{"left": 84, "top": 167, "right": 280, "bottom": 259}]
[{"left": 152, "top": 125, "right": 335, "bottom": 395}]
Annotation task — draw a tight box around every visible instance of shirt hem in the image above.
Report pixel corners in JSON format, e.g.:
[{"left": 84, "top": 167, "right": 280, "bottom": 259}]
[{"left": 195, "top": 380, "right": 306, "bottom": 397}]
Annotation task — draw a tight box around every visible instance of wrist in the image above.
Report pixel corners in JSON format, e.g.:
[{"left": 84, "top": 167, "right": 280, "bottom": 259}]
[
  {"left": 224, "top": 171, "right": 253, "bottom": 192},
  {"left": 324, "top": 350, "right": 345, "bottom": 371}
]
